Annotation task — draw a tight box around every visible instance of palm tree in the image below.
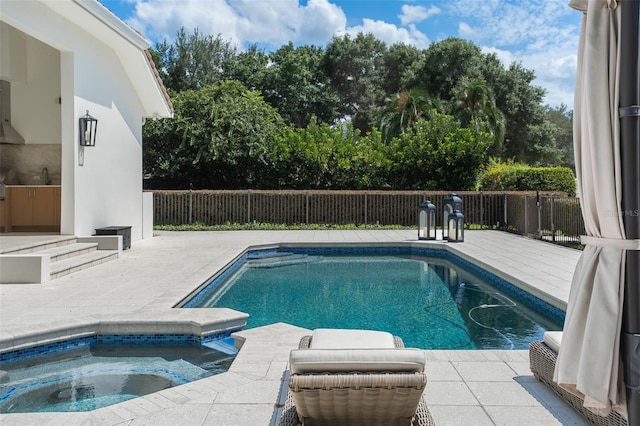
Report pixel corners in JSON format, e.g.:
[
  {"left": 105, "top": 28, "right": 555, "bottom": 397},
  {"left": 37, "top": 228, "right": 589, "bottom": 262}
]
[
  {"left": 380, "top": 88, "right": 440, "bottom": 142},
  {"left": 456, "top": 79, "right": 505, "bottom": 155}
]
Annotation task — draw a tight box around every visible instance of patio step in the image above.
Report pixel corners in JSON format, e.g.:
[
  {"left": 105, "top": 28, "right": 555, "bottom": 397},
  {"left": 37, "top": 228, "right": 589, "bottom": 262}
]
[
  {"left": 0, "top": 235, "right": 77, "bottom": 255},
  {"left": 39, "top": 242, "right": 100, "bottom": 262},
  {"left": 49, "top": 249, "right": 119, "bottom": 280},
  {"left": 0, "top": 236, "right": 120, "bottom": 283}
]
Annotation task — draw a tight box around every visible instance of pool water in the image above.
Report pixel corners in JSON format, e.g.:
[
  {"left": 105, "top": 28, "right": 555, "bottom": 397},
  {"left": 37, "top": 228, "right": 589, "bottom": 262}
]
[
  {"left": 189, "top": 253, "right": 563, "bottom": 349},
  {"left": 0, "top": 344, "right": 234, "bottom": 413}
]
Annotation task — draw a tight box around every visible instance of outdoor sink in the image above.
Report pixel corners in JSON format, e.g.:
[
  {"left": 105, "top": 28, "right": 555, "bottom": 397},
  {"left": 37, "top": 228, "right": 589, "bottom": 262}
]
[{"left": 19, "top": 176, "right": 50, "bottom": 185}]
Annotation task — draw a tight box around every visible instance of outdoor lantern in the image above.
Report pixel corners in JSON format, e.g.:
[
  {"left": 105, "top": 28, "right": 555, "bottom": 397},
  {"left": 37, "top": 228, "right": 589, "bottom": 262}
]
[
  {"left": 447, "top": 210, "right": 464, "bottom": 242},
  {"left": 442, "top": 193, "right": 463, "bottom": 240},
  {"left": 418, "top": 200, "right": 436, "bottom": 240},
  {"left": 79, "top": 110, "right": 97, "bottom": 146}
]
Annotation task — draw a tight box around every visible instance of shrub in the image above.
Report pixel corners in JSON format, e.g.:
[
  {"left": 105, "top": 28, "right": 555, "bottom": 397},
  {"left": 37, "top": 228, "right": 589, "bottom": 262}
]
[{"left": 478, "top": 162, "right": 576, "bottom": 196}]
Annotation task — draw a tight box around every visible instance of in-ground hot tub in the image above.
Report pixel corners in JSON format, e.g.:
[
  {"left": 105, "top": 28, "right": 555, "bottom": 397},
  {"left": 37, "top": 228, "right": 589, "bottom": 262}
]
[{"left": 0, "top": 312, "right": 249, "bottom": 413}]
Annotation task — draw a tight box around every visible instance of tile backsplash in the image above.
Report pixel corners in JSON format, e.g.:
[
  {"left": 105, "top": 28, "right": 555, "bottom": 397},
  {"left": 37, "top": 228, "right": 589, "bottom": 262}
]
[{"left": 0, "top": 144, "right": 61, "bottom": 185}]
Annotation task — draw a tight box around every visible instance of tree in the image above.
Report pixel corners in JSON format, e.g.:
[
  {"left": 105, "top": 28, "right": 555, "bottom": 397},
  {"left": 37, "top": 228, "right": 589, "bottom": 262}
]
[
  {"left": 262, "top": 43, "right": 339, "bottom": 128},
  {"left": 388, "top": 113, "right": 492, "bottom": 190},
  {"left": 411, "top": 38, "right": 484, "bottom": 103},
  {"left": 143, "top": 81, "right": 286, "bottom": 189},
  {"left": 545, "top": 104, "right": 574, "bottom": 169},
  {"left": 381, "top": 43, "right": 423, "bottom": 95},
  {"left": 455, "top": 78, "right": 505, "bottom": 156},
  {"left": 481, "top": 61, "right": 550, "bottom": 162},
  {"left": 222, "top": 44, "right": 269, "bottom": 92},
  {"left": 323, "top": 33, "right": 388, "bottom": 132},
  {"left": 271, "top": 120, "right": 389, "bottom": 189},
  {"left": 522, "top": 120, "right": 562, "bottom": 166},
  {"left": 380, "top": 88, "right": 440, "bottom": 142},
  {"left": 152, "top": 27, "right": 237, "bottom": 92}
]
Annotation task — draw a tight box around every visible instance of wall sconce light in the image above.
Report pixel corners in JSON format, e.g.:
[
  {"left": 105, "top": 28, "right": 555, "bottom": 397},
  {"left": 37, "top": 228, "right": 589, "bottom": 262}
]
[{"left": 79, "top": 110, "right": 97, "bottom": 146}]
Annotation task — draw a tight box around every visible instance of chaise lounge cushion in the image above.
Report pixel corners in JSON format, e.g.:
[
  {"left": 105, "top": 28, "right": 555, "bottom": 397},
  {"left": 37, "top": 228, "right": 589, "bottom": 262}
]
[
  {"left": 543, "top": 331, "right": 563, "bottom": 353},
  {"left": 289, "top": 348, "right": 426, "bottom": 374},
  {"left": 309, "top": 328, "right": 396, "bottom": 349}
]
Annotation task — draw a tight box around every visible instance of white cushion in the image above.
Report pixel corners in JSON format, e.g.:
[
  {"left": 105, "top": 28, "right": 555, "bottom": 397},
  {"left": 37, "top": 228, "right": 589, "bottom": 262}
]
[
  {"left": 289, "top": 348, "right": 425, "bottom": 374},
  {"left": 543, "top": 331, "right": 563, "bottom": 353},
  {"left": 310, "top": 328, "right": 395, "bottom": 349}
]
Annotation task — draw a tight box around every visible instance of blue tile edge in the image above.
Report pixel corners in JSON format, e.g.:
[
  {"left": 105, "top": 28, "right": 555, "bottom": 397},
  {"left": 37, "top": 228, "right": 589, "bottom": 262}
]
[
  {"left": 183, "top": 245, "right": 566, "bottom": 325},
  {"left": 0, "top": 330, "right": 239, "bottom": 365}
]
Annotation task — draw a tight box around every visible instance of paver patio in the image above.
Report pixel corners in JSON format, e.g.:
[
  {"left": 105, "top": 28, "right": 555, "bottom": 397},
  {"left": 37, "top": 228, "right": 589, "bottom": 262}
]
[{"left": 0, "top": 230, "right": 589, "bottom": 425}]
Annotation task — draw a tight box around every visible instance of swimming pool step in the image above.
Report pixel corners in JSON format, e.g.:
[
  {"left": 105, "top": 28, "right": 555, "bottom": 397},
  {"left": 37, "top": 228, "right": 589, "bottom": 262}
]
[
  {"left": 245, "top": 253, "right": 319, "bottom": 268},
  {"left": 245, "top": 252, "right": 297, "bottom": 260},
  {"left": 202, "top": 337, "right": 239, "bottom": 355},
  {"left": 49, "top": 249, "right": 119, "bottom": 280}
]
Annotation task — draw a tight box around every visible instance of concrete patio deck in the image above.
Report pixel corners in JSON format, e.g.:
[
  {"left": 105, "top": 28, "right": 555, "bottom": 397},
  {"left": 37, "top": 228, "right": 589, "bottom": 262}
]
[{"left": 0, "top": 230, "right": 589, "bottom": 425}]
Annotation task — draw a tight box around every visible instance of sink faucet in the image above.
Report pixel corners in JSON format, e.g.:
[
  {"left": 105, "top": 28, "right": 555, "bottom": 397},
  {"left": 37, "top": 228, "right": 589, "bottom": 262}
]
[{"left": 41, "top": 167, "right": 51, "bottom": 185}]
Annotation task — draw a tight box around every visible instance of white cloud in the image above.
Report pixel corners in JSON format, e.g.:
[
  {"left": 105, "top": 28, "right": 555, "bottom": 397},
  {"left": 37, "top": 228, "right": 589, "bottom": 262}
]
[
  {"left": 399, "top": 4, "right": 441, "bottom": 26},
  {"left": 458, "top": 22, "right": 475, "bottom": 38},
  {"left": 346, "top": 19, "right": 430, "bottom": 48},
  {"left": 127, "top": 0, "right": 346, "bottom": 48},
  {"left": 445, "top": 0, "right": 581, "bottom": 107},
  {"left": 480, "top": 46, "right": 517, "bottom": 67}
]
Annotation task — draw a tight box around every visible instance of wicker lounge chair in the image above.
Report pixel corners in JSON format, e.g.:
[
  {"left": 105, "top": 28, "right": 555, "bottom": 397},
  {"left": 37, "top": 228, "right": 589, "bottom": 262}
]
[
  {"left": 529, "top": 332, "right": 627, "bottom": 426},
  {"left": 279, "top": 329, "right": 435, "bottom": 426}
]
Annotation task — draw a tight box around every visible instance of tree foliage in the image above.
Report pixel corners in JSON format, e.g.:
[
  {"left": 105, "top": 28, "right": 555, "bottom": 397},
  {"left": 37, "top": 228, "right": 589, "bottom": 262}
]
[
  {"left": 380, "top": 88, "right": 440, "bottom": 142},
  {"left": 478, "top": 161, "right": 576, "bottom": 196},
  {"left": 322, "top": 33, "right": 387, "bottom": 133},
  {"left": 263, "top": 43, "right": 339, "bottom": 128},
  {"left": 388, "top": 113, "right": 493, "bottom": 190},
  {"left": 144, "top": 81, "right": 285, "bottom": 189},
  {"left": 271, "top": 120, "right": 389, "bottom": 189},
  {"left": 153, "top": 28, "right": 236, "bottom": 91},
  {"left": 455, "top": 79, "right": 504, "bottom": 156},
  {"left": 144, "top": 28, "right": 574, "bottom": 190}
]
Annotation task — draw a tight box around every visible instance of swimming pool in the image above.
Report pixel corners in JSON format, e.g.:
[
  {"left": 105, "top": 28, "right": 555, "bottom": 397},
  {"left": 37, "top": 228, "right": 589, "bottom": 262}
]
[
  {"left": 183, "top": 246, "right": 564, "bottom": 349},
  {"left": 0, "top": 336, "right": 236, "bottom": 413}
]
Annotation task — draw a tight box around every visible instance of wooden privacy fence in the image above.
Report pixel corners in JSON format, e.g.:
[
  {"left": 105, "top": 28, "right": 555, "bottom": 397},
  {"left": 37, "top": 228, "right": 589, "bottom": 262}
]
[{"left": 151, "top": 190, "right": 586, "bottom": 245}]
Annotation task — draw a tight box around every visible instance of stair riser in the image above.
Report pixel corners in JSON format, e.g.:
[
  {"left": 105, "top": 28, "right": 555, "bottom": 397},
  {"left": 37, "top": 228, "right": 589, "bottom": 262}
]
[
  {"left": 3, "top": 238, "right": 76, "bottom": 255},
  {"left": 50, "top": 253, "right": 119, "bottom": 280},
  {"left": 50, "top": 247, "right": 97, "bottom": 262}
]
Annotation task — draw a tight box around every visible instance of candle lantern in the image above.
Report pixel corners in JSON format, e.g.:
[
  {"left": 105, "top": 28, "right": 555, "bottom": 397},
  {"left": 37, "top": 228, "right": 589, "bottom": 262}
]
[
  {"left": 418, "top": 200, "right": 436, "bottom": 240},
  {"left": 447, "top": 210, "right": 465, "bottom": 242},
  {"left": 442, "top": 193, "right": 463, "bottom": 240}
]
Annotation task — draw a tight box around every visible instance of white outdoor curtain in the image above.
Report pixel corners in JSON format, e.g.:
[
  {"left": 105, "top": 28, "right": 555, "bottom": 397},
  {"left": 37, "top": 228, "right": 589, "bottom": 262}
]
[{"left": 554, "top": 0, "right": 627, "bottom": 417}]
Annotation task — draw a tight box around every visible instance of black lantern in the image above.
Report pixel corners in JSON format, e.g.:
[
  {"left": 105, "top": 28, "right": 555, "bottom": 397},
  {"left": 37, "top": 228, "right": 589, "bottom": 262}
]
[
  {"left": 418, "top": 200, "right": 436, "bottom": 240},
  {"left": 79, "top": 110, "right": 97, "bottom": 146},
  {"left": 447, "top": 210, "right": 464, "bottom": 242},
  {"left": 442, "top": 193, "right": 463, "bottom": 240}
]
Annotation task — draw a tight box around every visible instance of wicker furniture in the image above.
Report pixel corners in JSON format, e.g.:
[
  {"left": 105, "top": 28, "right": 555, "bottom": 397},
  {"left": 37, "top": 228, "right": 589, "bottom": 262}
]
[
  {"left": 279, "top": 329, "right": 435, "bottom": 426},
  {"left": 529, "top": 339, "right": 627, "bottom": 426}
]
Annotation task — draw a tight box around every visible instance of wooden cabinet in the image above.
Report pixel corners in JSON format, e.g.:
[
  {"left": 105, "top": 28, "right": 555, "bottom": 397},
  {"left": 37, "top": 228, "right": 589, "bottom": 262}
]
[
  {"left": 0, "top": 199, "right": 5, "bottom": 231},
  {"left": 6, "top": 186, "right": 60, "bottom": 231}
]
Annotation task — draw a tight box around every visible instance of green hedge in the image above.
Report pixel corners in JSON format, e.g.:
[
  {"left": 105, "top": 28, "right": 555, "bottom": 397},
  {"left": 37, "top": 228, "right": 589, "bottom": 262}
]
[{"left": 478, "top": 164, "right": 576, "bottom": 196}]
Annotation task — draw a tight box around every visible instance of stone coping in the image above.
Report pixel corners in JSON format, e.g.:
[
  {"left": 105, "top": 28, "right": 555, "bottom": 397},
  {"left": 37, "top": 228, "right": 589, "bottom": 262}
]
[{"left": 0, "top": 308, "right": 248, "bottom": 354}]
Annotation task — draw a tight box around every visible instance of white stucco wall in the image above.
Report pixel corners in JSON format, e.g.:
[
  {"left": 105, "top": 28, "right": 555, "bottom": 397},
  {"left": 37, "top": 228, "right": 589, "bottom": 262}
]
[
  {"left": 2, "top": 1, "right": 149, "bottom": 241},
  {"left": 72, "top": 29, "right": 146, "bottom": 241}
]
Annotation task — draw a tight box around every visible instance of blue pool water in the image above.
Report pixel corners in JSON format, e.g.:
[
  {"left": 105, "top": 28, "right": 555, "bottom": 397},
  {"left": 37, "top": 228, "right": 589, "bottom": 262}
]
[
  {"left": 186, "top": 249, "right": 564, "bottom": 349},
  {"left": 0, "top": 343, "right": 235, "bottom": 413}
]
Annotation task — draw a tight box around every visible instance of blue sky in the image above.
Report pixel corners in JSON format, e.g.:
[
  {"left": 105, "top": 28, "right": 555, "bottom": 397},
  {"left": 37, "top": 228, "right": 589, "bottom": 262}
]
[{"left": 99, "top": 0, "right": 582, "bottom": 108}]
